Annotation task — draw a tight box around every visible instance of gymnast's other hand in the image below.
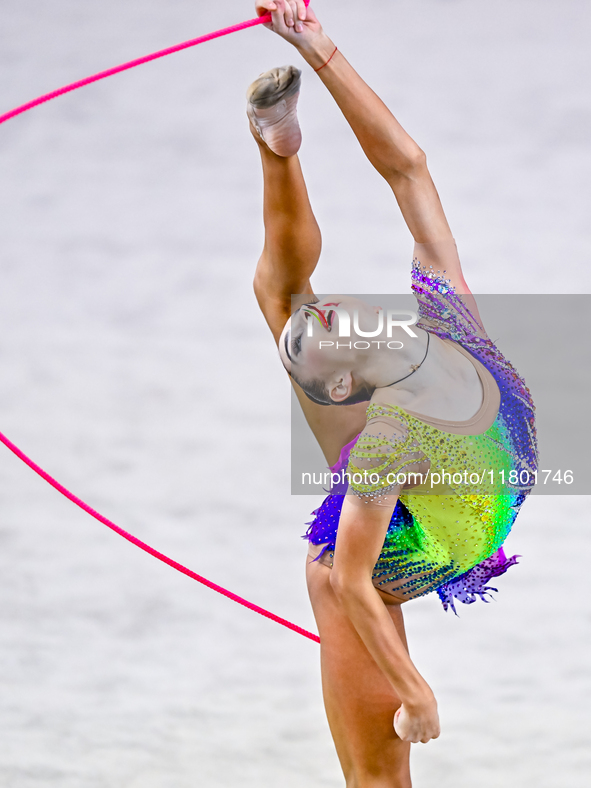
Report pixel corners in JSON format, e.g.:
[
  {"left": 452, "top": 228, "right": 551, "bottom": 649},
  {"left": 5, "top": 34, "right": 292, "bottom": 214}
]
[
  {"left": 394, "top": 695, "right": 441, "bottom": 744},
  {"left": 255, "top": 1, "right": 335, "bottom": 67}
]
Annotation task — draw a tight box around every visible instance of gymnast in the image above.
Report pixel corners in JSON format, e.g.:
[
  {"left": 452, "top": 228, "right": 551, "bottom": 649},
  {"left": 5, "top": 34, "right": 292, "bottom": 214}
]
[{"left": 248, "top": 2, "right": 537, "bottom": 784}]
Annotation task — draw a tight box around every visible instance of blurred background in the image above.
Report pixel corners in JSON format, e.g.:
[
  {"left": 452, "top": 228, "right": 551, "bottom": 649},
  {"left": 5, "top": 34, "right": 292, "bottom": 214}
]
[{"left": 0, "top": 1, "right": 589, "bottom": 786}]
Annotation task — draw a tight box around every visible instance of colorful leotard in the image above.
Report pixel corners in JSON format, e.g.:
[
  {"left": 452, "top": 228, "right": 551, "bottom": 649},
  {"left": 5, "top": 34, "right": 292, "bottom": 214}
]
[{"left": 304, "top": 242, "right": 538, "bottom": 613}]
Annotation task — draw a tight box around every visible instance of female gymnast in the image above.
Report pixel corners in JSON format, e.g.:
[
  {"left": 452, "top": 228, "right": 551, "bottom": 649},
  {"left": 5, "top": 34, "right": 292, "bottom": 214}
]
[{"left": 248, "top": 2, "right": 537, "bottom": 784}]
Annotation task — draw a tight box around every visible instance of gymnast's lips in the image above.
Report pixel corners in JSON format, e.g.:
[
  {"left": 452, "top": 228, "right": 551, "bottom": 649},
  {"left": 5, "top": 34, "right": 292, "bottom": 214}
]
[
  {"left": 323, "top": 302, "right": 341, "bottom": 330},
  {"left": 302, "top": 301, "right": 341, "bottom": 332}
]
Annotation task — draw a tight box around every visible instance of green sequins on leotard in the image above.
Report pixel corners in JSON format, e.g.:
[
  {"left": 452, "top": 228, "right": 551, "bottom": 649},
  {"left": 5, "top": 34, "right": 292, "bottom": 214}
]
[{"left": 348, "top": 403, "right": 525, "bottom": 597}]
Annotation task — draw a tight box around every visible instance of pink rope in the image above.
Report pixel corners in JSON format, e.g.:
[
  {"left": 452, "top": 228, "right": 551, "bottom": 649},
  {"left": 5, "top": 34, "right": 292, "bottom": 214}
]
[
  {"left": 0, "top": 429, "right": 320, "bottom": 643},
  {"left": 0, "top": 2, "right": 319, "bottom": 644},
  {"left": 0, "top": 3, "right": 309, "bottom": 126}
]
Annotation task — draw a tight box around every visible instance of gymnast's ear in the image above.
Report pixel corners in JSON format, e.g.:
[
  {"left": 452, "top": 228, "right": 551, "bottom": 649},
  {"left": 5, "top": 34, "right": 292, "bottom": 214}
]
[{"left": 329, "top": 373, "right": 353, "bottom": 403}]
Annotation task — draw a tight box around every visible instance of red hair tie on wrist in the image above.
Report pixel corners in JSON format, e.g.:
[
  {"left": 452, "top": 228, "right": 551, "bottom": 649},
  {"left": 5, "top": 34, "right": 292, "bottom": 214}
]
[{"left": 314, "top": 45, "right": 338, "bottom": 72}]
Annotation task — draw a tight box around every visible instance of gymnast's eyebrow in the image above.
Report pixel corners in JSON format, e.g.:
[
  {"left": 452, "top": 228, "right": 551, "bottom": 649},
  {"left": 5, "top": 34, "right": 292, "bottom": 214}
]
[{"left": 285, "top": 305, "right": 308, "bottom": 362}]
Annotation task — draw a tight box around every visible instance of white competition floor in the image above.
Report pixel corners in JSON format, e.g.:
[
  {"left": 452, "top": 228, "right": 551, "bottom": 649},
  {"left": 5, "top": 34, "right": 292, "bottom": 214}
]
[{"left": 0, "top": 1, "right": 590, "bottom": 785}]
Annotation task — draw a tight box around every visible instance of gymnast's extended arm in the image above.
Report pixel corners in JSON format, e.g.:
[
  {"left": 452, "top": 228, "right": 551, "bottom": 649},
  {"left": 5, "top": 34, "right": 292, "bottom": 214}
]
[
  {"left": 332, "top": 491, "right": 441, "bottom": 744},
  {"left": 255, "top": 0, "right": 472, "bottom": 296}
]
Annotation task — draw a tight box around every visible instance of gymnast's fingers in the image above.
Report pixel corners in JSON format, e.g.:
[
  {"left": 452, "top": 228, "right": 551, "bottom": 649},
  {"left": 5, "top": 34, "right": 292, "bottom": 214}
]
[
  {"left": 255, "top": 1, "right": 277, "bottom": 29},
  {"left": 259, "top": 0, "right": 286, "bottom": 34},
  {"left": 255, "top": 1, "right": 277, "bottom": 17},
  {"left": 268, "top": 0, "right": 286, "bottom": 27},
  {"left": 282, "top": 0, "right": 297, "bottom": 29},
  {"left": 294, "top": 0, "right": 307, "bottom": 31},
  {"left": 296, "top": 0, "right": 307, "bottom": 20}
]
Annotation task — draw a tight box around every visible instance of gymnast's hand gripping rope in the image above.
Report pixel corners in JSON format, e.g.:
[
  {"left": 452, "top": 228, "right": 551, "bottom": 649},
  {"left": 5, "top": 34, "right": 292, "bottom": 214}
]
[{"left": 0, "top": 2, "right": 320, "bottom": 644}]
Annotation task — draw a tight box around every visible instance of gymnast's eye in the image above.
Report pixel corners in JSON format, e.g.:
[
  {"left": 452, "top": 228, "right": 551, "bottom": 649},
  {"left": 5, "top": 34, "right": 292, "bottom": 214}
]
[{"left": 292, "top": 332, "right": 303, "bottom": 357}]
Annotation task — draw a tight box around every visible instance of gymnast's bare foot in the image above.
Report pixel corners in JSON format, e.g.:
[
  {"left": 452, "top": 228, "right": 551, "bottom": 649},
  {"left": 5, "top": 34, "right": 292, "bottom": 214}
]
[{"left": 247, "top": 65, "right": 302, "bottom": 157}]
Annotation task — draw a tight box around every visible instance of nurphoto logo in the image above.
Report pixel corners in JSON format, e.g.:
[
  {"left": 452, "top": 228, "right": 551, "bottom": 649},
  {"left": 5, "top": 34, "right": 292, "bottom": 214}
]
[{"left": 305, "top": 306, "right": 419, "bottom": 350}]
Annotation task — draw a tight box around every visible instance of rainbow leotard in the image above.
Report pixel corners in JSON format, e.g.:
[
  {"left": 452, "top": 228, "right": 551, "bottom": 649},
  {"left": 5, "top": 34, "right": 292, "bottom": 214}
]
[{"left": 304, "top": 253, "right": 538, "bottom": 613}]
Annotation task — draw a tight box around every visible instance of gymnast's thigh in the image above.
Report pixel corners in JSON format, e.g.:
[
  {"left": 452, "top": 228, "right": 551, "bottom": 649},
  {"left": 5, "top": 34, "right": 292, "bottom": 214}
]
[{"left": 305, "top": 555, "right": 411, "bottom": 778}]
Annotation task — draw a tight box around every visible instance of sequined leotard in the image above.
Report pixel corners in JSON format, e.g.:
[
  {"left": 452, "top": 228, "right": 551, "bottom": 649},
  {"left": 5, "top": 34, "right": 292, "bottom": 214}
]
[{"left": 304, "top": 242, "right": 538, "bottom": 613}]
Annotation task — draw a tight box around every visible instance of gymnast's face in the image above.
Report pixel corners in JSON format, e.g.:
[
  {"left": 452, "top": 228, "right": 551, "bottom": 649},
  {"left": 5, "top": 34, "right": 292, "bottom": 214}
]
[{"left": 279, "top": 296, "right": 381, "bottom": 403}]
